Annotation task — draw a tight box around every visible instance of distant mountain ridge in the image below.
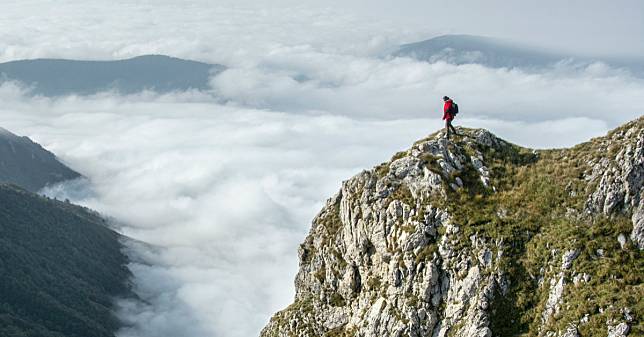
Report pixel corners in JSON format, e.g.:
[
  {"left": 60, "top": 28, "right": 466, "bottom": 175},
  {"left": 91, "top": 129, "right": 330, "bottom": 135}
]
[
  {"left": 0, "top": 55, "right": 225, "bottom": 96},
  {"left": 0, "top": 127, "right": 80, "bottom": 192},
  {"left": 394, "top": 34, "right": 644, "bottom": 75}
]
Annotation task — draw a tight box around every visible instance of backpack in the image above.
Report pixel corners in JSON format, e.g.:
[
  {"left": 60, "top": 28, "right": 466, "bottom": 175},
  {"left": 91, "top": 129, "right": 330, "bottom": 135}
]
[{"left": 450, "top": 102, "right": 459, "bottom": 115}]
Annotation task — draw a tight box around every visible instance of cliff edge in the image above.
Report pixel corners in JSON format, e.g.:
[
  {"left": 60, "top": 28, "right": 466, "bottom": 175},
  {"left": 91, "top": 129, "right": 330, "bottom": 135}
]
[{"left": 262, "top": 117, "right": 643, "bottom": 337}]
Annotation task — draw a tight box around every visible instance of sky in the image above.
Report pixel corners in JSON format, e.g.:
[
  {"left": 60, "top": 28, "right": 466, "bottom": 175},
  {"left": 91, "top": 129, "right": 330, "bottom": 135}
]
[
  {"left": 1, "top": 0, "right": 643, "bottom": 63},
  {"left": 335, "top": 0, "right": 644, "bottom": 57},
  {"left": 0, "top": 1, "right": 643, "bottom": 337}
]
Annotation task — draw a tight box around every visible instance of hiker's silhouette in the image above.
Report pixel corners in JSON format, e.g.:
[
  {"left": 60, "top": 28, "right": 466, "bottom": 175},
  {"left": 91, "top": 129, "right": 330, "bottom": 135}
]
[{"left": 442, "top": 96, "right": 458, "bottom": 139}]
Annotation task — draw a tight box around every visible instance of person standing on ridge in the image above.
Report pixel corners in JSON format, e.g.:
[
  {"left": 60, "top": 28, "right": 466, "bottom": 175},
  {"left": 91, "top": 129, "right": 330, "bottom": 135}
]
[{"left": 442, "top": 96, "right": 458, "bottom": 139}]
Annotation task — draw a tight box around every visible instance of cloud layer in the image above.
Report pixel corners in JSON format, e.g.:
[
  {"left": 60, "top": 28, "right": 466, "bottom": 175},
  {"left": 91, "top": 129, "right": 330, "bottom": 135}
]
[
  {"left": 2, "top": 0, "right": 643, "bottom": 64},
  {"left": 1, "top": 2, "right": 643, "bottom": 337},
  {"left": 2, "top": 89, "right": 434, "bottom": 337},
  {"left": 2, "top": 59, "right": 642, "bottom": 337},
  {"left": 211, "top": 51, "right": 644, "bottom": 133},
  {"left": 0, "top": 0, "right": 418, "bottom": 65}
]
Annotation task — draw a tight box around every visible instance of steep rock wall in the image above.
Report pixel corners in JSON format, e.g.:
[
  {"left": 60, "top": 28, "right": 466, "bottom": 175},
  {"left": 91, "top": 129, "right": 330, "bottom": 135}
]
[{"left": 262, "top": 117, "right": 643, "bottom": 337}]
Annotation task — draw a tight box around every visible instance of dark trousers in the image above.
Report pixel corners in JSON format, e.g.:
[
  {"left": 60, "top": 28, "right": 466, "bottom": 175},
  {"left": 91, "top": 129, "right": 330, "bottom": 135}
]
[{"left": 445, "top": 118, "right": 457, "bottom": 138}]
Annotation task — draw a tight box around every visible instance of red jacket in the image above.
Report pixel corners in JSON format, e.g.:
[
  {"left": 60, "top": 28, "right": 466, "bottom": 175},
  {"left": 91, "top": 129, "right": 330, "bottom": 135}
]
[{"left": 443, "top": 99, "right": 454, "bottom": 120}]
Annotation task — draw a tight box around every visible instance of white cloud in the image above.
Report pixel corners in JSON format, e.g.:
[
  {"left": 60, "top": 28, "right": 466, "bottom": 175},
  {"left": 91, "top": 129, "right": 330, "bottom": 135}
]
[
  {"left": 0, "top": 0, "right": 418, "bottom": 65},
  {"left": 3, "top": 60, "right": 641, "bottom": 335},
  {"left": 3, "top": 35, "right": 644, "bottom": 336},
  {"left": 2, "top": 88, "right": 437, "bottom": 337},
  {"left": 1, "top": 2, "right": 643, "bottom": 337},
  {"left": 2, "top": 0, "right": 643, "bottom": 64},
  {"left": 210, "top": 50, "right": 644, "bottom": 129}
]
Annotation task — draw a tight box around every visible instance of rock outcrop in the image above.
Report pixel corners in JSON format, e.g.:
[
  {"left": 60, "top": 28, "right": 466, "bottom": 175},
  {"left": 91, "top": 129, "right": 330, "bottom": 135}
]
[{"left": 262, "top": 117, "right": 643, "bottom": 337}]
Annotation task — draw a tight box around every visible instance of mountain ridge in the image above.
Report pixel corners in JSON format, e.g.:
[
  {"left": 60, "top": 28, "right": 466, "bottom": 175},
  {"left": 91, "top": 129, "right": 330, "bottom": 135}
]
[
  {"left": 0, "top": 54, "right": 225, "bottom": 96},
  {"left": 261, "top": 117, "right": 643, "bottom": 337},
  {"left": 0, "top": 127, "right": 81, "bottom": 192},
  {"left": 393, "top": 35, "right": 644, "bottom": 76}
]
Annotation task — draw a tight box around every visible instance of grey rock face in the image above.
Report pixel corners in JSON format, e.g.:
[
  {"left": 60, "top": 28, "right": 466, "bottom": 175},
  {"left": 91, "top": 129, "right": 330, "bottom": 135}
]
[
  {"left": 618, "top": 233, "right": 628, "bottom": 249},
  {"left": 585, "top": 123, "right": 644, "bottom": 249},
  {"left": 607, "top": 322, "right": 630, "bottom": 337},
  {"left": 262, "top": 118, "right": 644, "bottom": 337},
  {"left": 541, "top": 250, "right": 579, "bottom": 327},
  {"left": 262, "top": 131, "right": 503, "bottom": 337},
  {"left": 560, "top": 326, "right": 579, "bottom": 337},
  {"left": 631, "top": 205, "right": 644, "bottom": 249}
]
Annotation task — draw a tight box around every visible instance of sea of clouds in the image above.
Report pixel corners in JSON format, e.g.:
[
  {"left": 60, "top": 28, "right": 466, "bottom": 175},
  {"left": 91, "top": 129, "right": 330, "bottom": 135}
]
[{"left": 1, "top": 1, "right": 643, "bottom": 337}]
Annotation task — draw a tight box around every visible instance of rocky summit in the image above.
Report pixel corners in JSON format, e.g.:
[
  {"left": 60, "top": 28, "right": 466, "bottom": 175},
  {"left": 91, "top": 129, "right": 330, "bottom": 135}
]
[{"left": 261, "top": 117, "right": 643, "bottom": 337}]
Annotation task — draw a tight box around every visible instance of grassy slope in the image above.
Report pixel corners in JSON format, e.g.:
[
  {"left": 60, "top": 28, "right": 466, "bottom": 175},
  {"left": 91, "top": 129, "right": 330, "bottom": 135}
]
[{"left": 434, "top": 120, "right": 642, "bottom": 336}]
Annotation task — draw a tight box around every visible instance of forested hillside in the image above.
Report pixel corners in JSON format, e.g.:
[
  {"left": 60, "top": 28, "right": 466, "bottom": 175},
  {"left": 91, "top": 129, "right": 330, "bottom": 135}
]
[
  {"left": 0, "top": 184, "right": 131, "bottom": 337},
  {"left": 0, "top": 127, "right": 80, "bottom": 192}
]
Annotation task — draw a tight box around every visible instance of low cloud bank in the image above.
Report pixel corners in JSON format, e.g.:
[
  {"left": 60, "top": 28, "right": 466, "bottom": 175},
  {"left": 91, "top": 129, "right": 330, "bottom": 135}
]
[
  {"left": 1, "top": 18, "right": 643, "bottom": 336},
  {"left": 212, "top": 53, "right": 644, "bottom": 129},
  {"left": 5, "top": 95, "right": 432, "bottom": 337}
]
